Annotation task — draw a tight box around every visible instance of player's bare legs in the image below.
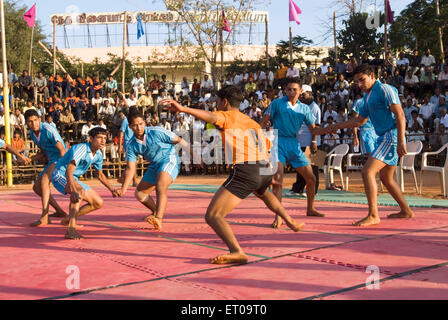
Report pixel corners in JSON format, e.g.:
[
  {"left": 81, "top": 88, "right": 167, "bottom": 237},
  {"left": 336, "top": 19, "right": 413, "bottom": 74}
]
[
  {"left": 206, "top": 187, "right": 248, "bottom": 265},
  {"left": 271, "top": 162, "right": 285, "bottom": 229},
  {"left": 64, "top": 187, "right": 104, "bottom": 239},
  {"left": 134, "top": 181, "right": 157, "bottom": 222},
  {"left": 355, "top": 157, "right": 384, "bottom": 227},
  {"left": 142, "top": 172, "right": 173, "bottom": 232},
  {"left": 379, "top": 165, "right": 415, "bottom": 219},
  {"left": 256, "top": 190, "right": 305, "bottom": 232},
  {"left": 296, "top": 165, "right": 324, "bottom": 218}
]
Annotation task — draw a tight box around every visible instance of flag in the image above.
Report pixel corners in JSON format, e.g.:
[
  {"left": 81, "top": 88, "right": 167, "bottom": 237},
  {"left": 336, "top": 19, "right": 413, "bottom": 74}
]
[
  {"left": 289, "top": 0, "right": 302, "bottom": 25},
  {"left": 137, "top": 13, "right": 145, "bottom": 40},
  {"left": 386, "top": 0, "right": 394, "bottom": 23},
  {"left": 222, "top": 10, "right": 231, "bottom": 33},
  {"left": 23, "top": 3, "right": 36, "bottom": 28}
]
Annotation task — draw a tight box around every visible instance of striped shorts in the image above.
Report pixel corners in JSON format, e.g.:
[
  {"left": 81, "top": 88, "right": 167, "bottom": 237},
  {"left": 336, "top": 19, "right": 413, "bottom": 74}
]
[
  {"left": 52, "top": 171, "right": 91, "bottom": 195},
  {"left": 371, "top": 129, "right": 399, "bottom": 166},
  {"left": 142, "top": 156, "right": 181, "bottom": 185}
]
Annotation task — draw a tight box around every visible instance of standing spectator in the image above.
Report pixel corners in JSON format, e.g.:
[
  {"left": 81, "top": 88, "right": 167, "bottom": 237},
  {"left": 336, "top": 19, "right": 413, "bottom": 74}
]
[
  {"left": 435, "top": 107, "right": 448, "bottom": 133},
  {"left": 181, "top": 77, "right": 190, "bottom": 96},
  {"left": 420, "top": 66, "right": 436, "bottom": 97},
  {"left": 403, "top": 98, "right": 418, "bottom": 124},
  {"left": 346, "top": 56, "right": 358, "bottom": 80},
  {"left": 319, "top": 58, "right": 330, "bottom": 74},
  {"left": 265, "top": 68, "right": 274, "bottom": 88},
  {"left": 150, "top": 75, "right": 162, "bottom": 101},
  {"left": 396, "top": 52, "right": 410, "bottom": 67},
  {"left": 438, "top": 64, "right": 448, "bottom": 92},
  {"left": 431, "top": 88, "right": 445, "bottom": 117},
  {"left": 384, "top": 52, "right": 396, "bottom": 73},
  {"left": 314, "top": 68, "right": 327, "bottom": 93},
  {"left": 323, "top": 104, "right": 338, "bottom": 123},
  {"left": 191, "top": 78, "right": 201, "bottom": 93}
]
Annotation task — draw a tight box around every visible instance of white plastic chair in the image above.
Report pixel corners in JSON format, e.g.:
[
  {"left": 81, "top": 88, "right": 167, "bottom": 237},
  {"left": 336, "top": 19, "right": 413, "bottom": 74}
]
[
  {"left": 398, "top": 141, "right": 423, "bottom": 193},
  {"left": 346, "top": 153, "right": 362, "bottom": 191},
  {"left": 420, "top": 143, "right": 448, "bottom": 197},
  {"left": 324, "top": 144, "right": 349, "bottom": 190}
]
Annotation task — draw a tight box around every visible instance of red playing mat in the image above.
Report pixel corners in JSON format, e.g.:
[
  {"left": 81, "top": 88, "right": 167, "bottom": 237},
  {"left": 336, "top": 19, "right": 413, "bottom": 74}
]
[{"left": 0, "top": 188, "right": 447, "bottom": 300}]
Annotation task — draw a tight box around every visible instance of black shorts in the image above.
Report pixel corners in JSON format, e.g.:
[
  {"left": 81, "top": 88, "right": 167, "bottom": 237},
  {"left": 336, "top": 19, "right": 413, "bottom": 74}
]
[{"left": 223, "top": 162, "right": 274, "bottom": 200}]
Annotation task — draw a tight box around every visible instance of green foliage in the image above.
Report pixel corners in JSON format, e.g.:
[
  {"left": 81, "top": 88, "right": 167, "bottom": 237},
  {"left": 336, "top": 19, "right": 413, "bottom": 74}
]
[
  {"left": 389, "top": 0, "right": 448, "bottom": 59},
  {"left": 275, "top": 35, "right": 313, "bottom": 66},
  {"left": 337, "top": 12, "right": 383, "bottom": 61}
]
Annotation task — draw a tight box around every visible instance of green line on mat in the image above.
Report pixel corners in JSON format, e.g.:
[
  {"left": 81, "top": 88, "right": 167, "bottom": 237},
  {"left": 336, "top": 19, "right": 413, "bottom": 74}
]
[{"left": 301, "top": 261, "right": 448, "bottom": 300}]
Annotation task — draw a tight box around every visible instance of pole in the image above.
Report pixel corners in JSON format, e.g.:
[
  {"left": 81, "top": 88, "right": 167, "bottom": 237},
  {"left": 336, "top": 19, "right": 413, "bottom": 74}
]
[
  {"left": 265, "top": 14, "right": 270, "bottom": 69},
  {"left": 220, "top": 8, "right": 224, "bottom": 87},
  {"left": 384, "top": 0, "right": 388, "bottom": 59},
  {"left": 1, "top": 0, "right": 13, "bottom": 187},
  {"left": 53, "top": 20, "right": 56, "bottom": 77},
  {"left": 122, "top": 11, "right": 127, "bottom": 93},
  {"left": 289, "top": 25, "right": 293, "bottom": 64},
  {"left": 333, "top": 11, "right": 338, "bottom": 62},
  {"left": 436, "top": 0, "right": 445, "bottom": 60},
  {"left": 29, "top": 26, "right": 35, "bottom": 74}
]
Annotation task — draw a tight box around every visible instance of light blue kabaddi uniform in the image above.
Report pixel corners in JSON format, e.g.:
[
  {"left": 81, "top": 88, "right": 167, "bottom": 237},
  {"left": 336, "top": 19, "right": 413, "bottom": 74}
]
[
  {"left": 30, "top": 122, "right": 67, "bottom": 177},
  {"left": 0, "top": 138, "right": 5, "bottom": 149},
  {"left": 352, "top": 98, "right": 378, "bottom": 155},
  {"left": 52, "top": 143, "right": 103, "bottom": 194},
  {"left": 358, "top": 80, "right": 401, "bottom": 166},
  {"left": 120, "top": 118, "right": 134, "bottom": 151},
  {"left": 265, "top": 96, "right": 316, "bottom": 168},
  {"left": 126, "top": 126, "right": 180, "bottom": 184}
]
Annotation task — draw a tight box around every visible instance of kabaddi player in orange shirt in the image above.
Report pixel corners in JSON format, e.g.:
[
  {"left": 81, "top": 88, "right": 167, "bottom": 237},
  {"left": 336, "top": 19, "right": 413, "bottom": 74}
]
[{"left": 162, "top": 86, "right": 304, "bottom": 265}]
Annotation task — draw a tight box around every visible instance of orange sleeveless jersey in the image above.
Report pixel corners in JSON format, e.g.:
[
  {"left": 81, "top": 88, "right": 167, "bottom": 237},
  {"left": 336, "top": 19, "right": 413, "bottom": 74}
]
[{"left": 213, "top": 109, "right": 271, "bottom": 165}]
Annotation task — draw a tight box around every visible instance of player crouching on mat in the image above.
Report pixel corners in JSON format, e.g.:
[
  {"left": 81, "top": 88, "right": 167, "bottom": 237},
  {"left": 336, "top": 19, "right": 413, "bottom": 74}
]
[
  {"left": 116, "top": 109, "right": 192, "bottom": 232},
  {"left": 328, "top": 64, "right": 414, "bottom": 227},
  {"left": 161, "top": 86, "right": 305, "bottom": 265},
  {"left": 25, "top": 109, "right": 68, "bottom": 226},
  {"left": 0, "top": 137, "right": 32, "bottom": 165},
  {"left": 52, "top": 127, "right": 119, "bottom": 239}
]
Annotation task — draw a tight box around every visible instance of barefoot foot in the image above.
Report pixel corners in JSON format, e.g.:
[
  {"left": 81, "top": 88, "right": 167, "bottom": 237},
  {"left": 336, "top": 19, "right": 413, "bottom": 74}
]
[
  {"left": 353, "top": 216, "right": 381, "bottom": 227},
  {"left": 145, "top": 215, "right": 163, "bottom": 231},
  {"left": 271, "top": 216, "right": 283, "bottom": 229},
  {"left": 307, "top": 210, "right": 325, "bottom": 217},
  {"left": 30, "top": 217, "right": 51, "bottom": 227},
  {"left": 210, "top": 253, "right": 249, "bottom": 265},
  {"left": 286, "top": 221, "right": 306, "bottom": 232},
  {"left": 60, "top": 218, "right": 84, "bottom": 229},
  {"left": 64, "top": 228, "right": 84, "bottom": 240},
  {"left": 388, "top": 211, "right": 414, "bottom": 219}
]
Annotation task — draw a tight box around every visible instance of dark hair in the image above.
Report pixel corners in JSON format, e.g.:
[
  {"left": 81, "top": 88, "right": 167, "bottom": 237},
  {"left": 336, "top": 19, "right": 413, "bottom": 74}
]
[
  {"left": 88, "top": 127, "right": 107, "bottom": 138},
  {"left": 285, "top": 78, "right": 301, "bottom": 87},
  {"left": 24, "top": 109, "right": 39, "bottom": 121},
  {"left": 127, "top": 107, "right": 144, "bottom": 124},
  {"left": 217, "top": 86, "right": 244, "bottom": 108},
  {"left": 327, "top": 116, "right": 334, "bottom": 121},
  {"left": 411, "top": 110, "right": 418, "bottom": 115},
  {"left": 353, "top": 64, "right": 375, "bottom": 77}
]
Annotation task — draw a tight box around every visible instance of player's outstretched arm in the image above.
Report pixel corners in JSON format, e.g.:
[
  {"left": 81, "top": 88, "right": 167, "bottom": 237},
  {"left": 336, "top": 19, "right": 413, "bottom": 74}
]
[
  {"left": 3, "top": 144, "right": 32, "bottom": 165},
  {"left": 95, "top": 170, "right": 118, "bottom": 197},
  {"left": 118, "top": 161, "right": 137, "bottom": 197},
  {"left": 332, "top": 116, "right": 368, "bottom": 132},
  {"left": 160, "top": 99, "right": 218, "bottom": 124}
]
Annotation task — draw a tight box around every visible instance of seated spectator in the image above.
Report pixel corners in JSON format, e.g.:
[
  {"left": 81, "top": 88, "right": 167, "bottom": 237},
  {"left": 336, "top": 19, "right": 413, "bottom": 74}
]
[
  {"left": 181, "top": 77, "right": 190, "bottom": 96},
  {"left": 313, "top": 67, "right": 327, "bottom": 93},
  {"left": 18, "top": 70, "right": 34, "bottom": 101},
  {"left": 136, "top": 89, "right": 154, "bottom": 113},
  {"left": 126, "top": 92, "right": 137, "bottom": 107},
  {"left": 286, "top": 63, "right": 300, "bottom": 80},
  {"left": 99, "top": 100, "right": 116, "bottom": 124},
  {"left": 10, "top": 108, "right": 26, "bottom": 133},
  {"left": 201, "top": 74, "right": 214, "bottom": 94},
  {"left": 396, "top": 52, "right": 410, "bottom": 67},
  {"left": 419, "top": 96, "right": 436, "bottom": 131},
  {"left": 106, "top": 75, "right": 117, "bottom": 95},
  {"left": 248, "top": 103, "right": 262, "bottom": 122},
  {"left": 431, "top": 88, "right": 445, "bottom": 117},
  {"left": 59, "top": 108, "right": 76, "bottom": 141},
  {"left": 159, "top": 118, "right": 171, "bottom": 131},
  {"left": 65, "top": 91, "right": 79, "bottom": 113},
  {"left": 435, "top": 107, "right": 448, "bottom": 133},
  {"left": 11, "top": 129, "right": 26, "bottom": 163},
  {"left": 409, "top": 110, "right": 424, "bottom": 131},
  {"left": 323, "top": 103, "right": 338, "bottom": 123},
  {"left": 45, "top": 114, "right": 57, "bottom": 129},
  {"left": 438, "top": 64, "right": 448, "bottom": 92},
  {"left": 131, "top": 72, "right": 145, "bottom": 98},
  {"left": 335, "top": 57, "right": 347, "bottom": 75},
  {"left": 103, "top": 91, "right": 115, "bottom": 106},
  {"left": 388, "top": 69, "right": 404, "bottom": 94},
  {"left": 81, "top": 120, "right": 96, "bottom": 142},
  {"left": 420, "top": 66, "right": 436, "bottom": 97},
  {"left": 404, "top": 70, "right": 420, "bottom": 95},
  {"left": 244, "top": 77, "right": 257, "bottom": 94},
  {"left": 334, "top": 73, "right": 349, "bottom": 91},
  {"left": 319, "top": 58, "right": 330, "bottom": 75},
  {"left": 34, "top": 72, "right": 49, "bottom": 101},
  {"left": 407, "top": 121, "right": 426, "bottom": 142},
  {"left": 191, "top": 78, "right": 201, "bottom": 93},
  {"left": 409, "top": 49, "right": 421, "bottom": 68},
  {"left": 403, "top": 98, "right": 418, "bottom": 124},
  {"left": 421, "top": 48, "right": 436, "bottom": 67}
]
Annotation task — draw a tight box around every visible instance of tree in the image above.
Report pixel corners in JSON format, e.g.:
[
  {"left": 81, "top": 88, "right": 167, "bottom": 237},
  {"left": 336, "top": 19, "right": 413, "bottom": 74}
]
[
  {"left": 274, "top": 35, "right": 314, "bottom": 68},
  {"left": 389, "top": 0, "right": 448, "bottom": 59},
  {"left": 337, "top": 12, "right": 383, "bottom": 61},
  {"left": 160, "top": 0, "right": 268, "bottom": 87},
  {"left": 1, "top": 1, "right": 47, "bottom": 75}
]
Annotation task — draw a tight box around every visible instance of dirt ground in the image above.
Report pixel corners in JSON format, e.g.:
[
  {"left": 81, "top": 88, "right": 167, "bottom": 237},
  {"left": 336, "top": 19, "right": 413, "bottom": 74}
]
[{"left": 1, "top": 171, "right": 446, "bottom": 200}]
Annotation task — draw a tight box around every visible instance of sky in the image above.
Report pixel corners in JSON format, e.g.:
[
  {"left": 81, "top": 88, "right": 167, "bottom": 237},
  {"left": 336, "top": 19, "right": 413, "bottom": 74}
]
[{"left": 17, "top": 0, "right": 413, "bottom": 48}]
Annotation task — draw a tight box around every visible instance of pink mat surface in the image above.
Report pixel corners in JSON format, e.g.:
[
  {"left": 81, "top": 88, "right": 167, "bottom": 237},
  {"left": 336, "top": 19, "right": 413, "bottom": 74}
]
[{"left": 1, "top": 188, "right": 447, "bottom": 300}]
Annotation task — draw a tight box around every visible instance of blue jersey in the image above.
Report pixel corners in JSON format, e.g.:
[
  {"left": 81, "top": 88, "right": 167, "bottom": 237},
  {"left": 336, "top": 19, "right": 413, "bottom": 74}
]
[
  {"left": 353, "top": 98, "right": 374, "bottom": 130},
  {"left": 30, "top": 122, "right": 66, "bottom": 164},
  {"left": 126, "top": 126, "right": 178, "bottom": 164},
  {"left": 120, "top": 118, "right": 134, "bottom": 146},
  {"left": 55, "top": 143, "right": 103, "bottom": 179},
  {"left": 0, "top": 138, "right": 5, "bottom": 149},
  {"left": 358, "top": 80, "right": 400, "bottom": 137},
  {"left": 265, "top": 96, "right": 316, "bottom": 138}
]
